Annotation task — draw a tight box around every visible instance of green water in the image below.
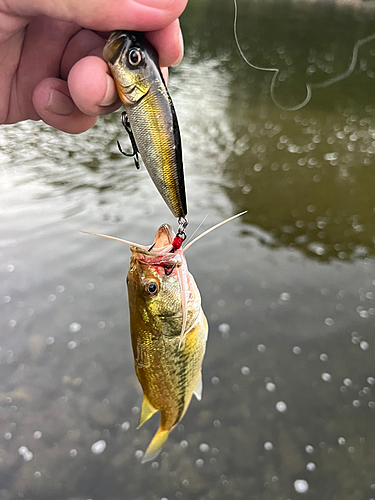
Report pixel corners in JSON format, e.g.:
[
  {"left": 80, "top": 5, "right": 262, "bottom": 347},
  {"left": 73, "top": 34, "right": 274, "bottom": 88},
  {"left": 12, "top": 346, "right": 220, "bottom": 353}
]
[{"left": 1, "top": 0, "right": 375, "bottom": 498}]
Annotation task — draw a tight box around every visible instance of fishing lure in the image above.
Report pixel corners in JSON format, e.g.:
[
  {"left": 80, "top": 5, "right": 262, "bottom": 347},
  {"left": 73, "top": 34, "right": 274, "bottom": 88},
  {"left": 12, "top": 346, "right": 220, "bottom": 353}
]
[{"left": 103, "top": 31, "right": 188, "bottom": 222}]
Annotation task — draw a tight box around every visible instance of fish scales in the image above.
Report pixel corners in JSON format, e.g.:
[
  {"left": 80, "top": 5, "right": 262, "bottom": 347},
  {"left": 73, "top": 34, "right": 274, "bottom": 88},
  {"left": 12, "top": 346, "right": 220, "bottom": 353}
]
[
  {"left": 127, "top": 90, "right": 181, "bottom": 215},
  {"left": 131, "top": 314, "right": 206, "bottom": 427}
]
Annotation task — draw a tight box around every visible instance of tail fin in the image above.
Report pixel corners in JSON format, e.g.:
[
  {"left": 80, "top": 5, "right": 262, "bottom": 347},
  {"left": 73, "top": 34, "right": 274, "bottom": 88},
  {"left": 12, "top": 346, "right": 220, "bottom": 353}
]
[{"left": 141, "top": 427, "right": 170, "bottom": 463}]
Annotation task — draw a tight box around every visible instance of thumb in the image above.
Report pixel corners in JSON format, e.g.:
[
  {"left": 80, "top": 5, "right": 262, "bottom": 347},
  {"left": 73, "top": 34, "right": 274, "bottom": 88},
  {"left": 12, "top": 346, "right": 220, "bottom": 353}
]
[{"left": 4, "top": 0, "right": 188, "bottom": 31}]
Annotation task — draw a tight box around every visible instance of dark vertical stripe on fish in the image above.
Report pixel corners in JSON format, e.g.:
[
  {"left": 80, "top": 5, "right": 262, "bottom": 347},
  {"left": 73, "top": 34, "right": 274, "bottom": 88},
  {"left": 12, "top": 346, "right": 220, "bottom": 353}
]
[{"left": 172, "top": 349, "right": 188, "bottom": 427}]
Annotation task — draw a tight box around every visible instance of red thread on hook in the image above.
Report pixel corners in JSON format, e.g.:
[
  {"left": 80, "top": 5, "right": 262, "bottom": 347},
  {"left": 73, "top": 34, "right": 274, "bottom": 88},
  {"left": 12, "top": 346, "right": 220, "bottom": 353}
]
[{"left": 171, "top": 236, "right": 184, "bottom": 252}]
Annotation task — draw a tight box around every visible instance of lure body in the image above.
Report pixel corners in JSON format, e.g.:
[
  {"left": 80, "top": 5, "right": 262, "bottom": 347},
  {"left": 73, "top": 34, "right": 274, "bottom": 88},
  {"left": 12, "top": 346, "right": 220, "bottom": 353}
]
[
  {"left": 127, "top": 224, "right": 208, "bottom": 462},
  {"left": 103, "top": 31, "right": 187, "bottom": 219}
]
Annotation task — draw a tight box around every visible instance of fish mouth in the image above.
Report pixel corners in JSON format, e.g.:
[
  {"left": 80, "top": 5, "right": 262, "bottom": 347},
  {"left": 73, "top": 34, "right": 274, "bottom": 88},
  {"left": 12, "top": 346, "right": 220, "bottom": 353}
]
[
  {"left": 154, "top": 224, "right": 174, "bottom": 248},
  {"left": 130, "top": 224, "right": 176, "bottom": 257},
  {"left": 103, "top": 31, "right": 128, "bottom": 65}
]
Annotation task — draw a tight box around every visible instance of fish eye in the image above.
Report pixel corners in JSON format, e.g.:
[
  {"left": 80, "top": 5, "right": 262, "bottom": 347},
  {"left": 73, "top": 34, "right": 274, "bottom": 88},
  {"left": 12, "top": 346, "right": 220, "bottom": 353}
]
[
  {"left": 144, "top": 279, "right": 159, "bottom": 296},
  {"left": 128, "top": 48, "right": 143, "bottom": 66}
]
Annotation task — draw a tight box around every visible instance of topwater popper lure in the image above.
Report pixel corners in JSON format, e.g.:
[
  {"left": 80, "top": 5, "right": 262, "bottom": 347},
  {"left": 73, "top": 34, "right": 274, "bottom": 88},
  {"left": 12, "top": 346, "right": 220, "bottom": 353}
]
[
  {"left": 84, "top": 212, "right": 245, "bottom": 462},
  {"left": 103, "top": 31, "right": 188, "bottom": 227}
]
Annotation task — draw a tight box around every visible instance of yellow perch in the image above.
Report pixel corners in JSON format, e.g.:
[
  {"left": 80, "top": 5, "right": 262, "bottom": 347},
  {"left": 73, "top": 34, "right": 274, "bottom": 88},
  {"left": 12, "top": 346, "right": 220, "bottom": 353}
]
[{"left": 103, "top": 31, "right": 187, "bottom": 219}]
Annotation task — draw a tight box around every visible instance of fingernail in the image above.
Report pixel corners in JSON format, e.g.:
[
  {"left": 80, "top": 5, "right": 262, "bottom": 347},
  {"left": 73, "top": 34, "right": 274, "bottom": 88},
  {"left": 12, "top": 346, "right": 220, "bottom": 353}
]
[
  {"left": 46, "top": 89, "right": 75, "bottom": 116},
  {"left": 99, "top": 74, "right": 118, "bottom": 107},
  {"left": 172, "top": 30, "right": 184, "bottom": 67}
]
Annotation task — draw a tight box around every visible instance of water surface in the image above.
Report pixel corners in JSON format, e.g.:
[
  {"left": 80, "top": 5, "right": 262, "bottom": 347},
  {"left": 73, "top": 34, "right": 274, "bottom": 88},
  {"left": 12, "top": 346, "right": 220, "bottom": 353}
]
[{"left": 1, "top": 0, "right": 375, "bottom": 499}]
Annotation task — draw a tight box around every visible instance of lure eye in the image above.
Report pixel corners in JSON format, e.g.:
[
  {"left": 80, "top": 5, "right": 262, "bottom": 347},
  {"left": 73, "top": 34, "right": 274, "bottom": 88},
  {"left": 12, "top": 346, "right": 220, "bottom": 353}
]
[
  {"left": 145, "top": 279, "right": 159, "bottom": 296},
  {"left": 128, "top": 48, "right": 143, "bottom": 66}
]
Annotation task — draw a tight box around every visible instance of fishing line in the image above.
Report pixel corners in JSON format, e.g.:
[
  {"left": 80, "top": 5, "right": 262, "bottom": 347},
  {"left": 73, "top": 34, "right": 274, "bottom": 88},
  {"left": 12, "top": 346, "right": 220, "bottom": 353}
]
[
  {"left": 183, "top": 213, "right": 210, "bottom": 248},
  {"left": 183, "top": 211, "right": 247, "bottom": 251},
  {"left": 233, "top": 0, "right": 375, "bottom": 111}
]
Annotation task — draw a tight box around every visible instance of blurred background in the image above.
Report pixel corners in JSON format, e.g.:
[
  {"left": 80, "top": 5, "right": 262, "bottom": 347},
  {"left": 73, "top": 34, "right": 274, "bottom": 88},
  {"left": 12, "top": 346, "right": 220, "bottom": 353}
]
[{"left": 1, "top": 0, "right": 375, "bottom": 498}]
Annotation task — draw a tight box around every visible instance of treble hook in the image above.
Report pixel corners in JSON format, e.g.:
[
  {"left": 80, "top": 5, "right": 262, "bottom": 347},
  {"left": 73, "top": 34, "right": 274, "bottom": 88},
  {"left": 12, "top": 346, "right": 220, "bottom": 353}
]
[{"left": 117, "top": 111, "right": 140, "bottom": 170}]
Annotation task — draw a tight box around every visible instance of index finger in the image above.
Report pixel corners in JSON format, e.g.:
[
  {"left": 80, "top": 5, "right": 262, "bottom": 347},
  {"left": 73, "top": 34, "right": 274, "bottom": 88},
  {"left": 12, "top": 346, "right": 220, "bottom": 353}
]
[{"left": 6, "top": 0, "right": 188, "bottom": 32}]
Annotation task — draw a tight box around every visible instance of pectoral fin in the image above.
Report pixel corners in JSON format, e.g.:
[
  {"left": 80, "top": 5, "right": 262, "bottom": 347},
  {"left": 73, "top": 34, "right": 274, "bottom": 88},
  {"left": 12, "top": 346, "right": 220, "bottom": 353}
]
[
  {"left": 193, "top": 373, "right": 203, "bottom": 401},
  {"left": 141, "top": 427, "right": 170, "bottom": 463},
  {"left": 137, "top": 395, "right": 157, "bottom": 429}
]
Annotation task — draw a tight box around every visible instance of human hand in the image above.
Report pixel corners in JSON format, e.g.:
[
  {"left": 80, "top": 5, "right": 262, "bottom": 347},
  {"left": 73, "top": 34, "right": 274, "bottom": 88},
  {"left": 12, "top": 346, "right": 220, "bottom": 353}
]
[{"left": 0, "top": 0, "right": 187, "bottom": 133}]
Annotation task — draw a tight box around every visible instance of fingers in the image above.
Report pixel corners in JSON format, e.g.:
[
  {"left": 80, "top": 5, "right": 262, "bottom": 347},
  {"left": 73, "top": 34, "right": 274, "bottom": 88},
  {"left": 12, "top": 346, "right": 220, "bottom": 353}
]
[
  {"left": 145, "top": 19, "right": 183, "bottom": 68},
  {"left": 6, "top": 0, "right": 187, "bottom": 132},
  {"left": 59, "top": 16, "right": 183, "bottom": 77},
  {"left": 60, "top": 29, "right": 106, "bottom": 80},
  {"left": 34, "top": 56, "right": 122, "bottom": 133},
  {"left": 161, "top": 67, "right": 169, "bottom": 84},
  {"left": 32, "top": 28, "right": 121, "bottom": 133},
  {"left": 7, "top": 0, "right": 188, "bottom": 32},
  {"left": 32, "top": 26, "right": 172, "bottom": 133},
  {"left": 33, "top": 77, "right": 98, "bottom": 133},
  {"left": 59, "top": 21, "right": 178, "bottom": 120},
  {"left": 68, "top": 56, "right": 121, "bottom": 115}
]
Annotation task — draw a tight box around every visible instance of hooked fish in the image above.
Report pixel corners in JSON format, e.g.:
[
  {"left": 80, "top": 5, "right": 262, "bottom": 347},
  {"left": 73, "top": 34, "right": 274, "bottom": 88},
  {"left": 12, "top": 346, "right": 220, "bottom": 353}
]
[
  {"left": 127, "top": 224, "right": 208, "bottom": 462},
  {"left": 84, "top": 212, "right": 245, "bottom": 462},
  {"left": 103, "top": 31, "right": 187, "bottom": 220}
]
